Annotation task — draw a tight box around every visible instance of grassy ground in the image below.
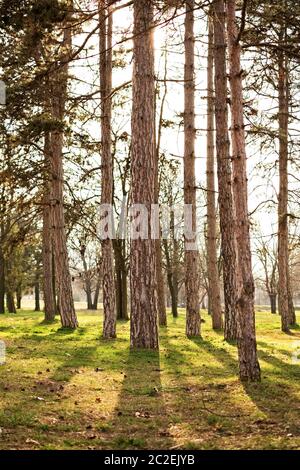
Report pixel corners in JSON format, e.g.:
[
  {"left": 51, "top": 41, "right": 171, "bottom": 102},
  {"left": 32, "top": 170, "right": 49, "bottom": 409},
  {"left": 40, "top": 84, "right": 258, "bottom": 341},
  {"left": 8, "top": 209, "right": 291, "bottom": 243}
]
[{"left": 0, "top": 309, "right": 299, "bottom": 450}]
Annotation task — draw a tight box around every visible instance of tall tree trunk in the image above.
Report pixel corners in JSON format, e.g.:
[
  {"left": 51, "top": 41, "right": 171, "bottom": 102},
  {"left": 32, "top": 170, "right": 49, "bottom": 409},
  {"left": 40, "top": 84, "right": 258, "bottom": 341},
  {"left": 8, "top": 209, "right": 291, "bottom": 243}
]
[
  {"left": 227, "top": 0, "right": 260, "bottom": 381},
  {"left": 0, "top": 241, "right": 5, "bottom": 313},
  {"left": 34, "top": 281, "right": 40, "bottom": 312},
  {"left": 163, "top": 235, "right": 179, "bottom": 319},
  {"left": 277, "top": 48, "right": 295, "bottom": 330},
  {"left": 50, "top": 9, "right": 78, "bottom": 328},
  {"left": 184, "top": 0, "right": 201, "bottom": 338},
  {"left": 50, "top": 135, "right": 77, "bottom": 327},
  {"left": 114, "top": 239, "right": 123, "bottom": 319},
  {"left": 170, "top": 275, "right": 179, "bottom": 318},
  {"left": 6, "top": 291, "right": 16, "bottom": 314},
  {"left": 206, "top": 11, "right": 223, "bottom": 330},
  {"left": 85, "top": 282, "right": 93, "bottom": 310},
  {"left": 92, "top": 274, "right": 101, "bottom": 310},
  {"left": 213, "top": 0, "right": 238, "bottom": 341},
  {"left": 156, "top": 239, "right": 167, "bottom": 326},
  {"left": 86, "top": 288, "right": 93, "bottom": 310},
  {"left": 277, "top": 49, "right": 289, "bottom": 331},
  {"left": 16, "top": 284, "right": 22, "bottom": 309},
  {"left": 99, "top": 0, "right": 116, "bottom": 338},
  {"left": 114, "top": 240, "right": 129, "bottom": 320},
  {"left": 80, "top": 247, "right": 93, "bottom": 310},
  {"left": 155, "top": 52, "right": 168, "bottom": 328},
  {"left": 130, "top": 0, "right": 159, "bottom": 349},
  {"left": 5, "top": 254, "right": 16, "bottom": 314},
  {"left": 52, "top": 251, "right": 59, "bottom": 315},
  {"left": 115, "top": 268, "right": 128, "bottom": 320},
  {"left": 42, "top": 131, "right": 56, "bottom": 322},
  {"left": 288, "top": 276, "right": 296, "bottom": 325},
  {"left": 115, "top": 265, "right": 122, "bottom": 319},
  {"left": 269, "top": 293, "right": 277, "bottom": 314},
  {"left": 172, "top": 236, "right": 180, "bottom": 319},
  {"left": 120, "top": 243, "right": 128, "bottom": 320}
]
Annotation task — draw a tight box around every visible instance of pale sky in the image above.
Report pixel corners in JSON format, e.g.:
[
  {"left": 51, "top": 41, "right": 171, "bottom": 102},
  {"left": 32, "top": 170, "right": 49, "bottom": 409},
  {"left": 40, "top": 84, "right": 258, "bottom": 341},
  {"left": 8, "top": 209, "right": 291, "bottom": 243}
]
[{"left": 69, "top": 1, "right": 298, "bottom": 279}]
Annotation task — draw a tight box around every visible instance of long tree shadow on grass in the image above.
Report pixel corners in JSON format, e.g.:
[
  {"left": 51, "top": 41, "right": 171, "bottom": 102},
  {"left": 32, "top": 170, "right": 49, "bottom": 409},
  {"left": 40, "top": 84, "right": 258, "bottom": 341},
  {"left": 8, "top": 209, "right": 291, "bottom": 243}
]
[
  {"left": 0, "top": 342, "right": 99, "bottom": 423},
  {"left": 107, "top": 348, "right": 174, "bottom": 450},
  {"left": 16, "top": 329, "right": 90, "bottom": 371},
  {"left": 257, "top": 340, "right": 300, "bottom": 369},
  {"left": 0, "top": 328, "right": 130, "bottom": 449},
  {"left": 243, "top": 341, "right": 300, "bottom": 428},
  {"left": 160, "top": 333, "right": 251, "bottom": 449},
  {"left": 191, "top": 336, "right": 300, "bottom": 445}
]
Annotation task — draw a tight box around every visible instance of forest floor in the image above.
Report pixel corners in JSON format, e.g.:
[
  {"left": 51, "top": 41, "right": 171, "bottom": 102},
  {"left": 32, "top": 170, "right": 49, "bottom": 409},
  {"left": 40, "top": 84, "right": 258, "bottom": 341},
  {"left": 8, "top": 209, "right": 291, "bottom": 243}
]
[{"left": 0, "top": 309, "right": 300, "bottom": 450}]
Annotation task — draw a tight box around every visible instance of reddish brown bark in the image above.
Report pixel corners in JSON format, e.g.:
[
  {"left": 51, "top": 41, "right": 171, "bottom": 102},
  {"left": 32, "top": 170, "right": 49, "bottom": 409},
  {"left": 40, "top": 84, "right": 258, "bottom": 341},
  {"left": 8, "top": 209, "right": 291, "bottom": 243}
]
[
  {"left": 42, "top": 131, "right": 56, "bottom": 322},
  {"left": 49, "top": 9, "right": 78, "bottom": 329},
  {"left": 184, "top": 0, "right": 201, "bottom": 338},
  {"left": 155, "top": 58, "right": 167, "bottom": 327},
  {"left": 213, "top": 0, "right": 238, "bottom": 340},
  {"left": 206, "top": 11, "right": 223, "bottom": 330},
  {"left": 156, "top": 239, "right": 167, "bottom": 326},
  {"left": 130, "top": 0, "right": 159, "bottom": 349},
  {"left": 0, "top": 225, "right": 5, "bottom": 314},
  {"left": 113, "top": 239, "right": 129, "bottom": 320},
  {"left": 163, "top": 211, "right": 180, "bottom": 319},
  {"left": 6, "top": 291, "right": 16, "bottom": 314},
  {"left": 227, "top": 0, "right": 260, "bottom": 381},
  {"left": 99, "top": 1, "right": 117, "bottom": 338},
  {"left": 277, "top": 49, "right": 296, "bottom": 330}
]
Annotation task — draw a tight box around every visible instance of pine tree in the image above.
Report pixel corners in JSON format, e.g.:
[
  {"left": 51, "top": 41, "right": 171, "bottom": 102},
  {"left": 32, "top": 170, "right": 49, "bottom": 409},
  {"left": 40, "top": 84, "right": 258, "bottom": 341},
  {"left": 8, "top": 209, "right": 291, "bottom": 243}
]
[
  {"left": 184, "top": 0, "right": 201, "bottom": 338},
  {"left": 227, "top": 0, "right": 260, "bottom": 381},
  {"left": 48, "top": 4, "right": 78, "bottom": 329},
  {"left": 212, "top": 0, "right": 238, "bottom": 340},
  {"left": 206, "top": 9, "right": 223, "bottom": 330},
  {"left": 130, "top": 0, "right": 159, "bottom": 349},
  {"left": 99, "top": 0, "right": 117, "bottom": 338}
]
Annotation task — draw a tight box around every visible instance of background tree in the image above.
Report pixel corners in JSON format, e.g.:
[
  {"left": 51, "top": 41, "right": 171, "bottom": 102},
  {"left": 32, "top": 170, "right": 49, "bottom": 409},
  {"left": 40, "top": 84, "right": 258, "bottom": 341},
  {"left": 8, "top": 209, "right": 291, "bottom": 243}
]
[{"left": 255, "top": 233, "right": 278, "bottom": 313}]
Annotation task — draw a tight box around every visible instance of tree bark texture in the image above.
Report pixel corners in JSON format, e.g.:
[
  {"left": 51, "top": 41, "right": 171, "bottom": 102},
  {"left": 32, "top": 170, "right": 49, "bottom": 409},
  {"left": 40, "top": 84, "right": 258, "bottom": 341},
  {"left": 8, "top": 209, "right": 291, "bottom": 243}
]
[
  {"left": 156, "top": 239, "right": 167, "bottom": 326},
  {"left": 227, "top": 0, "right": 260, "bottom": 381},
  {"left": 99, "top": 0, "right": 117, "bottom": 338},
  {"left": 0, "top": 240, "right": 5, "bottom": 313},
  {"left": 270, "top": 293, "right": 277, "bottom": 314},
  {"left": 155, "top": 58, "right": 167, "bottom": 328},
  {"left": 42, "top": 131, "right": 56, "bottom": 322},
  {"left": 277, "top": 50, "right": 295, "bottom": 330},
  {"left": 163, "top": 219, "right": 179, "bottom": 319},
  {"left": 6, "top": 291, "right": 16, "bottom": 314},
  {"left": 16, "top": 285, "right": 22, "bottom": 309},
  {"left": 130, "top": 0, "right": 159, "bottom": 349},
  {"left": 79, "top": 245, "right": 93, "bottom": 310},
  {"left": 92, "top": 275, "right": 101, "bottom": 310},
  {"left": 49, "top": 10, "right": 78, "bottom": 328},
  {"left": 184, "top": 0, "right": 201, "bottom": 338},
  {"left": 213, "top": 0, "right": 238, "bottom": 340},
  {"left": 35, "top": 281, "right": 41, "bottom": 312},
  {"left": 114, "top": 239, "right": 128, "bottom": 320},
  {"left": 206, "top": 12, "right": 223, "bottom": 330}
]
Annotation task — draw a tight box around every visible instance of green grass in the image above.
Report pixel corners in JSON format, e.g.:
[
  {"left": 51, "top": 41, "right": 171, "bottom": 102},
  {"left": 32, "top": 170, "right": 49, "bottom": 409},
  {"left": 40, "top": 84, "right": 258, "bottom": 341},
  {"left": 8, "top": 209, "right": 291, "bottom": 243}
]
[{"left": 0, "top": 309, "right": 300, "bottom": 450}]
